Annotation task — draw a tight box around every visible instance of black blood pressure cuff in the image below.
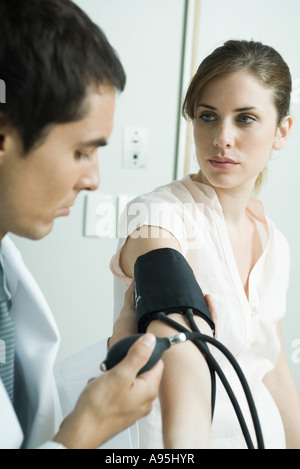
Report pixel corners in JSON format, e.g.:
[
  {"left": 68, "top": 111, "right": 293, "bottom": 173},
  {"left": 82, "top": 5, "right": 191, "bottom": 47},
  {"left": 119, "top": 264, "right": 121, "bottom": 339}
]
[{"left": 134, "top": 248, "right": 215, "bottom": 334}]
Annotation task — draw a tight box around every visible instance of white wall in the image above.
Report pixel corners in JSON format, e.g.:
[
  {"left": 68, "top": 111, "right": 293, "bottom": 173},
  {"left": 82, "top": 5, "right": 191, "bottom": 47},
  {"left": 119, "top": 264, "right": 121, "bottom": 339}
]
[
  {"left": 10, "top": 0, "right": 185, "bottom": 361},
  {"left": 177, "top": 0, "right": 300, "bottom": 389}
]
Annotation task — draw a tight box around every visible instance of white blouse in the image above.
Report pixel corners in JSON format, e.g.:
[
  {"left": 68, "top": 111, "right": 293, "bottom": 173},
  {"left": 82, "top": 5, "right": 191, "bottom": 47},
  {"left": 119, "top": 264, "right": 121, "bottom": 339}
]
[{"left": 110, "top": 175, "right": 290, "bottom": 449}]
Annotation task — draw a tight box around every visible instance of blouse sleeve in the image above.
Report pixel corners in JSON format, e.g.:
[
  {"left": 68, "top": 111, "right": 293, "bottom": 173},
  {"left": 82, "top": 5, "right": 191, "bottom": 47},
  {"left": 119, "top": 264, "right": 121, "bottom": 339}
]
[{"left": 110, "top": 189, "right": 188, "bottom": 282}]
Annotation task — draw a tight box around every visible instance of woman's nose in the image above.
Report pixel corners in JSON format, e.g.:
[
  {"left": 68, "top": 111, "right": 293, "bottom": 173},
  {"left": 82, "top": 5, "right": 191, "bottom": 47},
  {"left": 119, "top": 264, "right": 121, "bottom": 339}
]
[{"left": 213, "top": 122, "right": 234, "bottom": 149}]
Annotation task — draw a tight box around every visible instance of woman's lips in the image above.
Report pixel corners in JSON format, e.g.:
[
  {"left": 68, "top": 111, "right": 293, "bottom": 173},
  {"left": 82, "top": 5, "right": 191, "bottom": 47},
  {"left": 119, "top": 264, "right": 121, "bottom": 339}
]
[{"left": 209, "top": 156, "right": 239, "bottom": 170}]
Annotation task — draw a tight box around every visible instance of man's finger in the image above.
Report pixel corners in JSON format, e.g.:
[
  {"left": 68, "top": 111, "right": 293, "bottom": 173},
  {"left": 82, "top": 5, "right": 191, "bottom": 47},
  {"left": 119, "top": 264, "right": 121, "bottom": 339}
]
[{"left": 120, "top": 333, "right": 156, "bottom": 378}]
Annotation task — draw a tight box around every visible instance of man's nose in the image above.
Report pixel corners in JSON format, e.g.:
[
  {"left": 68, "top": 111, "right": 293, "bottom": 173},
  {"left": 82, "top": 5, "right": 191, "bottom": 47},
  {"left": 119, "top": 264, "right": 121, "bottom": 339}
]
[{"left": 76, "top": 154, "right": 100, "bottom": 192}]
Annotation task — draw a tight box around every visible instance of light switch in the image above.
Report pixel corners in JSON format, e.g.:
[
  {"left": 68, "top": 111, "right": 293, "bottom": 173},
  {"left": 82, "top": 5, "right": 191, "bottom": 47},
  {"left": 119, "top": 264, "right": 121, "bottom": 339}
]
[{"left": 84, "top": 194, "right": 116, "bottom": 238}]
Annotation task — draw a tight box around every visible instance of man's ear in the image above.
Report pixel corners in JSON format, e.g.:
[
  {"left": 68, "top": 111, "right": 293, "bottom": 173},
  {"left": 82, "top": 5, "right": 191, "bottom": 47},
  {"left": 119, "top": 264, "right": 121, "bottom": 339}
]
[
  {"left": 0, "top": 132, "right": 6, "bottom": 160},
  {"left": 0, "top": 115, "right": 22, "bottom": 162},
  {"left": 272, "top": 115, "right": 293, "bottom": 151},
  {"left": 0, "top": 113, "right": 8, "bottom": 157},
  {"left": 0, "top": 134, "right": 4, "bottom": 153}
]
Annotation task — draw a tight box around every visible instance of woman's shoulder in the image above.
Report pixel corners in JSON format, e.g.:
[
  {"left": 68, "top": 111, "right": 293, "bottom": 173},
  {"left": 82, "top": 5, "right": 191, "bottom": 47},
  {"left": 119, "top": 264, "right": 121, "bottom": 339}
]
[
  {"left": 149, "top": 177, "right": 192, "bottom": 198},
  {"left": 129, "top": 175, "right": 200, "bottom": 206}
]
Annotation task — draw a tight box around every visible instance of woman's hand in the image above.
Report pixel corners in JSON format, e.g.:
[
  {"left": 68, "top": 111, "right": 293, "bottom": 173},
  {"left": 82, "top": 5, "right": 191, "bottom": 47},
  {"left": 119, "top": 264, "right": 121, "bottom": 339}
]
[{"left": 204, "top": 293, "right": 218, "bottom": 337}]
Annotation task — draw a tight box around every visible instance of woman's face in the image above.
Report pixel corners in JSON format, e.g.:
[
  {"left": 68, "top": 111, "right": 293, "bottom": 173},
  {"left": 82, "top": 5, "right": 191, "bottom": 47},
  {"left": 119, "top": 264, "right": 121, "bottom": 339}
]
[{"left": 193, "top": 70, "right": 290, "bottom": 193}]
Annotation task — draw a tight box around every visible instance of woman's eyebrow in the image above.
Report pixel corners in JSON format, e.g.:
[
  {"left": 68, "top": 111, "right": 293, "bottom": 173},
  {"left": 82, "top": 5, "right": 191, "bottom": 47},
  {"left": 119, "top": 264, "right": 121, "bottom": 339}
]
[
  {"left": 196, "top": 103, "right": 261, "bottom": 113},
  {"left": 233, "top": 106, "right": 261, "bottom": 112},
  {"left": 196, "top": 103, "right": 217, "bottom": 110}
]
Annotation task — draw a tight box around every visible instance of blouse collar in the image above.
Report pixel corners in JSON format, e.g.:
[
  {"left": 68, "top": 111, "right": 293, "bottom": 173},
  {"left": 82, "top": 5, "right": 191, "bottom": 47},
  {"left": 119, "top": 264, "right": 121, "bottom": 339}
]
[{"left": 182, "top": 173, "right": 268, "bottom": 226}]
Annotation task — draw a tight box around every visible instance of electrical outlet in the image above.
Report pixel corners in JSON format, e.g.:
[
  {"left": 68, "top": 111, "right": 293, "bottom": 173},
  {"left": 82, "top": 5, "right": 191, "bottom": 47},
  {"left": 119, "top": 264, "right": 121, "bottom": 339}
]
[{"left": 122, "top": 127, "right": 149, "bottom": 169}]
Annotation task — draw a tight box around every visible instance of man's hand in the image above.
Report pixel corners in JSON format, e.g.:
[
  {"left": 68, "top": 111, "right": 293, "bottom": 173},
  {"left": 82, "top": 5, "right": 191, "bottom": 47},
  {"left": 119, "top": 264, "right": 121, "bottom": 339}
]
[
  {"left": 109, "top": 281, "right": 137, "bottom": 349},
  {"left": 53, "top": 333, "right": 163, "bottom": 449}
]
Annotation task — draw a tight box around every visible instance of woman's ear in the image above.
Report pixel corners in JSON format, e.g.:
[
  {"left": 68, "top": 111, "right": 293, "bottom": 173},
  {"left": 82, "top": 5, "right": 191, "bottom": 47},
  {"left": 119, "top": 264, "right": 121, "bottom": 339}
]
[{"left": 272, "top": 115, "right": 293, "bottom": 151}]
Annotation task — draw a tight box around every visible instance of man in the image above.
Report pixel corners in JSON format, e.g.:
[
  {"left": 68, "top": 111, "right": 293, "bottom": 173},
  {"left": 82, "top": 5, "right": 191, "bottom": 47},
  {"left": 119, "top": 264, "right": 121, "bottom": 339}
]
[{"left": 0, "top": 0, "right": 163, "bottom": 449}]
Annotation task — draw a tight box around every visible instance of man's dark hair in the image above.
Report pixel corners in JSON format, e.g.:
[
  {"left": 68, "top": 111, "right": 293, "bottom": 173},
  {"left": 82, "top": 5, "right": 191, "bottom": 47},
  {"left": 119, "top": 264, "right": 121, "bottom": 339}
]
[{"left": 0, "top": 0, "right": 126, "bottom": 153}]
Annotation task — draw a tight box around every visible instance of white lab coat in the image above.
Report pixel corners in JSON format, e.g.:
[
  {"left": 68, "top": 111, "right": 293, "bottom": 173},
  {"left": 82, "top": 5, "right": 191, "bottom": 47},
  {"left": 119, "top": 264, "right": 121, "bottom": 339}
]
[
  {"left": 0, "top": 235, "right": 137, "bottom": 449},
  {"left": 0, "top": 235, "right": 63, "bottom": 449}
]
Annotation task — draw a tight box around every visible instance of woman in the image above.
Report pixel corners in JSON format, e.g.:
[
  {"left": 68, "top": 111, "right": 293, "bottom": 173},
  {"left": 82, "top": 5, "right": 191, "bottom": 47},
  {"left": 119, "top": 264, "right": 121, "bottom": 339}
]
[{"left": 110, "top": 40, "right": 300, "bottom": 449}]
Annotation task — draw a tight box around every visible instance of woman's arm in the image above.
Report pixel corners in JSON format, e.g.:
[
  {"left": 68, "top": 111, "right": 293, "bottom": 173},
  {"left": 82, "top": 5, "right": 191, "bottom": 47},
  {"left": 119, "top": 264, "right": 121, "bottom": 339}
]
[
  {"left": 263, "top": 322, "right": 300, "bottom": 449},
  {"left": 120, "top": 225, "right": 213, "bottom": 449}
]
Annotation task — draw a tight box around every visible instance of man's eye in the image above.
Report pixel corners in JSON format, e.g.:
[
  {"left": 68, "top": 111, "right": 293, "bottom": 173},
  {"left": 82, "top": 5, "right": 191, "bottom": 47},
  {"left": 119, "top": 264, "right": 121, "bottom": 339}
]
[{"left": 75, "top": 150, "right": 89, "bottom": 160}]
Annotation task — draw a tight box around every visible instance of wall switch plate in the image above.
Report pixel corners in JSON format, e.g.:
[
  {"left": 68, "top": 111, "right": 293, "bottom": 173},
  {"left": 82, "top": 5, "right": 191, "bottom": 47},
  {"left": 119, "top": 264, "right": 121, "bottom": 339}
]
[
  {"left": 84, "top": 194, "right": 116, "bottom": 238},
  {"left": 122, "top": 127, "right": 149, "bottom": 169}
]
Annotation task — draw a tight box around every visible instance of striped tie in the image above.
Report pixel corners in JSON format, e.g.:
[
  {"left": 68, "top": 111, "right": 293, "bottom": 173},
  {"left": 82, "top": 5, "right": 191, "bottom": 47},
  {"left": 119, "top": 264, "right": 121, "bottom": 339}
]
[{"left": 0, "top": 262, "right": 15, "bottom": 404}]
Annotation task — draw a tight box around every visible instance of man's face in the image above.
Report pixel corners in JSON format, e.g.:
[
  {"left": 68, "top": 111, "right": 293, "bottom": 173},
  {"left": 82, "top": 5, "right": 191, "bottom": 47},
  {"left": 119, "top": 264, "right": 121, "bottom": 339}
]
[{"left": 0, "top": 86, "right": 115, "bottom": 240}]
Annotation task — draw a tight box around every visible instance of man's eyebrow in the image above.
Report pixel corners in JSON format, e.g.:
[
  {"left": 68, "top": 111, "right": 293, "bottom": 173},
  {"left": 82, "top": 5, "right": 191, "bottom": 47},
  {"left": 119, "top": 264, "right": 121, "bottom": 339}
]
[
  {"left": 78, "top": 138, "right": 108, "bottom": 148},
  {"left": 196, "top": 103, "right": 260, "bottom": 112}
]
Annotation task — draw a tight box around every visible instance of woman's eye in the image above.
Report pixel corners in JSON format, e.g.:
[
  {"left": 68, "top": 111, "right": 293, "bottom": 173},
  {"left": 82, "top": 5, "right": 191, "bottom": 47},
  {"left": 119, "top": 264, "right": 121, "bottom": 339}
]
[
  {"left": 238, "top": 115, "right": 255, "bottom": 124},
  {"left": 199, "top": 113, "right": 216, "bottom": 122}
]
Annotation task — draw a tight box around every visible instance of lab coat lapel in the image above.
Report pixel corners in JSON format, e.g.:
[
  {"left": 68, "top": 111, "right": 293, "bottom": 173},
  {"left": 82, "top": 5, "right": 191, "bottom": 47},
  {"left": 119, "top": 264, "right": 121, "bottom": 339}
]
[{"left": 1, "top": 236, "right": 62, "bottom": 448}]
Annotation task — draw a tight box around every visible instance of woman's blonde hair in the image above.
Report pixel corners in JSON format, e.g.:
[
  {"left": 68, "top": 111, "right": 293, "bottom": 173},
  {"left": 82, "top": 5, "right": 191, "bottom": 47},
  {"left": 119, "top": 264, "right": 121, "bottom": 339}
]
[{"left": 182, "top": 40, "right": 292, "bottom": 194}]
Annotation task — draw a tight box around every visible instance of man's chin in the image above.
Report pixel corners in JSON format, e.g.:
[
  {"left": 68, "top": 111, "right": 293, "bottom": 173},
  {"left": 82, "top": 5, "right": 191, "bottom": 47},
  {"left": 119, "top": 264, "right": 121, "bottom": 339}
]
[{"left": 12, "top": 221, "right": 54, "bottom": 241}]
